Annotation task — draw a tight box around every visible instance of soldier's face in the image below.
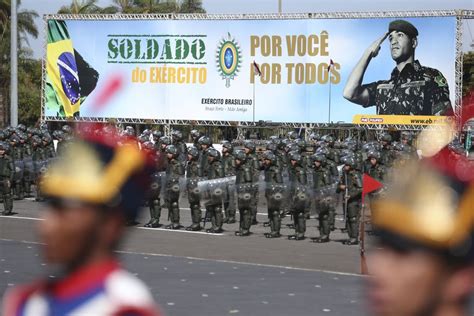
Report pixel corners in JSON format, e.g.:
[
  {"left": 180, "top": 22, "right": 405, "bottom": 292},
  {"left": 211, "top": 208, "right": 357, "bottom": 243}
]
[
  {"left": 244, "top": 148, "right": 250, "bottom": 154},
  {"left": 368, "top": 247, "right": 451, "bottom": 316},
  {"left": 389, "top": 31, "right": 416, "bottom": 63},
  {"left": 264, "top": 159, "right": 271, "bottom": 166},
  {"left": 344, "top": 165, "right": 351, "bottom": 171},
  {"left": 370, "top": 158, "right": 377, "bottom": 166},
  {"left": 314, "top": 161, "right": 321, "bottom": 168},
  {"left": 0, "top": 150, "right": 4, "bottom": 156},
  {"left": 290, "top": 159, "right": 296, "bottom": 166},
  {"left": 187, "top": 154, "right": 193, "bottom": 161},
  {"left": 167, "top": 153, "right": 173, "bottom": 160}
]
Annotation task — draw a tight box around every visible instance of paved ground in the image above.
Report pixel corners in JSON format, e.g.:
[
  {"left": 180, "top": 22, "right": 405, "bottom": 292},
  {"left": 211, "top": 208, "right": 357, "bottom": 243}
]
[{"left": 0, "top": 199, "right": 371, "bottom": 315}]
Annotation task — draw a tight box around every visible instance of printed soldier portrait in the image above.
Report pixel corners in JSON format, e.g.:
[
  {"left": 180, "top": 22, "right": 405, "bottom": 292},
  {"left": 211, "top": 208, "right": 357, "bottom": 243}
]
[{"left": 343, "top": 19, "right": 452, "bottom": 116}]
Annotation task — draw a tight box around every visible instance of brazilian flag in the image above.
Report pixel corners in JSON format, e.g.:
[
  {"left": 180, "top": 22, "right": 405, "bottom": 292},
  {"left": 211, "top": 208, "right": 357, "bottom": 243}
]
[{"left": 45, "top": 20, "right": 99, "bottom": 117}]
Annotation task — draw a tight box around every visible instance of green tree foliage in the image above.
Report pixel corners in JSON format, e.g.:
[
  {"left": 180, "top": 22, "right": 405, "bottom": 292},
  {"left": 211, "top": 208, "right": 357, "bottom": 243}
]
[
  {"left": 0, "top": 0, "right": 38, "bottom": 127},
  {"left": 18, "top": 58, "right": 41, "bottom": 126},
  {"left": 58, "top": 0, "right": 102, "bottom": 14}
]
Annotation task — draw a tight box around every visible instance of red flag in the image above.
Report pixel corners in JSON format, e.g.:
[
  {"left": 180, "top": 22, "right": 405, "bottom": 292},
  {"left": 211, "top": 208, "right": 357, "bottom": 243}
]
[
  {"left": 362, "top": 173, "right": 383, "bottom": 196},
  {"left": 253, "top": 61, "right": 262, "bottom": 76},
  {"left": 327, "top": 59, "right": 334, "bottom": 72}
]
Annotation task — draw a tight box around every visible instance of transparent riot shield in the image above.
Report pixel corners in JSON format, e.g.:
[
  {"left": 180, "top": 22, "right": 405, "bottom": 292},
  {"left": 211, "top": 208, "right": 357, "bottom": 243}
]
[
  {"left": 13, "top": 160, "right": 24, "bottom": 182},
  {"left": 292, "top": 183, "right": 311, "bottom": 212},
  {"left": 236, "top": 183, "right": 253, "bottom": 211},
  {"left": 23, "top": 157, "right": 35, "bottom": 182},
  {"left": 148, "top": 172, "right": 165, "bottom": 200},
  {"left": 197, "top": 176, "right": 235, "bottom": 206},
  {"left": 266, "top": 183, "right": 286, "bottom": 210},
  {"left": 312, "top": 183, "right": 338, "bottom": 208}
]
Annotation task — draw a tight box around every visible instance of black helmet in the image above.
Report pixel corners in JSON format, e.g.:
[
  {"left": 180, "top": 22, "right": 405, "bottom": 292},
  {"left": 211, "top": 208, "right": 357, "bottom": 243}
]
[
  {"left": 322, "top": 135, "right": 334, "bottom": 144},
  {"left": 171, "top": 129, "right": 183, "bottom": 141},
  {"left": 289, "top": 151, "right": 302, "bottom": 164},
  {"left": 243, "top": 140, "right": 256, "bottom": 152},
  {"left": 368, "top": 150, "right": 381, "bottom": 160},
  {"left": 311, "top": 154, "right": 327, "bottom": 165},
  {"left": 285, "top": 143, "right": 299, "bottom": 153},
  {"left": 160, "top": 136, "right": 172, "bottom": 146},
  {"left": 0, "top": 141, "right": 7, "bottom": 152},
  {"left": 31, "top": 136, "right": 42, "bottom": 147},
  {"left": 234, "top": 150, "right": 247, "bottom": 162},
  {"left": 152, "top": 130, "right": 162, "bottom": 141},
  {"left": 10, "top": 134, "right": 20, "bottom": 145},
  {"left": 269, "top": 135, "right": 280, "bottom": 144},
  {"left": 296, "top": 139, "right": 306, "bottom": 149},
  {"left": 207, "top": 147, "right": 221, "bottom": 159},
  {"left": 221, "top": 140, "right": 233, "bottom": 152},
  {"left": 124, "top": 126, "right": 135, "bottom": 136},
  {"left": 265, "top": 141, "right": 277, "bottom": 152},
  {"left": 165, "top": 144, "right": 178, "bottom": 156},
  {"left": 62, "top": 125, "right": 72, "bottom": 134},
  {"left": 316, "top": 146, "right": 330, "bottom": 158},
  {"left": 142, "top": 141, "right": 155, "bottom": 151},
  {"left": 381, "top": 133, "right": 392, "bottom": 143},
  {"left": 17, "top": 124, "right": 26, "bottom": 132},
  {"left": 309, "top": 133, "right": 321, "bottom": 141},
  {"left": 287, "top": 131, "right": 298, "bottom": 140},
  {"left": 190, "top": 129, "right": 201, "bottom": 140},
  {"left": 262, "top": 150, "right": 276, "bottom": 163},
  {"left": 198, "top": 136, "right": 211, "bottom": 146},
  {"left": 344, "top": 157, "right": 356, "bottom": 169},
  {"left": 187, "top": 146, "right": 200, "bottom": 159}
]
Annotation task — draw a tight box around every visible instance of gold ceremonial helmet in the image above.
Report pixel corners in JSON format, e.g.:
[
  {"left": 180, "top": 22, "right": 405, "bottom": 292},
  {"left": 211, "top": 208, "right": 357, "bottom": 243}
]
[{"left": 372, "top": 127, "right": 474, "bottom": 261}]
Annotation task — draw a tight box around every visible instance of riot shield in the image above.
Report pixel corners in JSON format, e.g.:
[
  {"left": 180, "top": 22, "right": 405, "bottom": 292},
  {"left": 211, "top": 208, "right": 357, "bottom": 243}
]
[
  {"left": 186, "top": 177, "right": 202, "bottom": 203},
  {"left": 23, "top": 157, "right": 35, "bottom": 182},
  {"left": 292, "top": 183, "right": 310, "bottom": 212},
  {"left": 148, "top": 171, "right": 165, "bottom": 200},
  {"left": 165, "top": 175, "right": 182, "bottom": 202},
  {"left": 266, "top": 183, "right": 286, "bottom": 210},
  {"left": 236, "top": 183, "right": 253, "bottom": 210},
  {"left": 312, "top": 183, "right": 338, "bottom": 208},
  {"left": 13, "top": 160, "right": 24, "bottom": 182},
  {"left": 197, "top": 176, "right": 235, "bottom": 206}
]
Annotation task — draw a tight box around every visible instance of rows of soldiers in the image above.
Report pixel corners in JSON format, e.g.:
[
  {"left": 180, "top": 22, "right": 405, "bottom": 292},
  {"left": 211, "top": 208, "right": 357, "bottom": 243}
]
[
  {"left": 139, "top": 127, "right": 416, "bottom": 245},
  {"left": 0, "top": 124, "right": 69, "bottom": 215},
  {"left": 0, "top": 123, "right": 417, "bottom": 245}
]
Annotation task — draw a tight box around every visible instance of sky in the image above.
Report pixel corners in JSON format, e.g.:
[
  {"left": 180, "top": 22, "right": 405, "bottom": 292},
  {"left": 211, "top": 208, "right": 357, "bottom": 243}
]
[{"left": 20, "top": 0, "right": 474, "bottom": 58}]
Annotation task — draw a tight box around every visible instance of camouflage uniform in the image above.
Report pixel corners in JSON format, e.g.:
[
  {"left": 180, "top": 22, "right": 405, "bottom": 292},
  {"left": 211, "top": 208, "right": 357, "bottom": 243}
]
[
  {"left": 0, "top": 144, "right": 14, "bottom": 215},
  {"left": 234, "top": 151, "right": 254, "bottom": 237},
  {"left": 164, "top": 145, "right": 185, "bottom": 230},
  {"left": 310, "top": 155, "right": 332, "bottom": 242},
  {"left": 185, "top": 147, "right": 203, "bottom": 231},
  {"left": 362, "top": 60, "right": 451, "bottom": 115},
  {"left": 337, "top": 161, "right": 363, "bottom": 245},
  {"left": 205, "top": 148, "right": 225, "bottom": 233},
  {"left": 262, "top": 151, "right": 284, "bottom": 238},
  {"left": 288, "top": 152, "right": 308, "bottom": 240},
  {"left": 222, "top": 142, "right": 236, "bottom": 224}
]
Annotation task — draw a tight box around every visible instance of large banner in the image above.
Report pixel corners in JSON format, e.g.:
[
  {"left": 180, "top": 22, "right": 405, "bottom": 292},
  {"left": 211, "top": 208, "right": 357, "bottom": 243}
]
[{"left": 43, "top": 15, "right": 456, "bottom": 123}]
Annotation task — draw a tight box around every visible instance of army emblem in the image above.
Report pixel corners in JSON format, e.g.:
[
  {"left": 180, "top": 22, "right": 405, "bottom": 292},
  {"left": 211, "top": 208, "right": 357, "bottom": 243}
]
[{"left": 216, "top": 32, "right": 242, "bottom": 88}]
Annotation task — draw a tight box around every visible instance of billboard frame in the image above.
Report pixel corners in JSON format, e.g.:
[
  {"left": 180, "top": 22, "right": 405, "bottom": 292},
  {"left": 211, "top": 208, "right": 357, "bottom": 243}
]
[{"left": 41, "top": 10, "right": 472, "bottom": 131}]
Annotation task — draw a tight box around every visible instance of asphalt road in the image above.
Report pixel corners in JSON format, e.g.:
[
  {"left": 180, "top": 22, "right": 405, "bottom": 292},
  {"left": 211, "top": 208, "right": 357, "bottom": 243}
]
[{"left": 0, "top": 199, "right": 370, "bottom": 316}]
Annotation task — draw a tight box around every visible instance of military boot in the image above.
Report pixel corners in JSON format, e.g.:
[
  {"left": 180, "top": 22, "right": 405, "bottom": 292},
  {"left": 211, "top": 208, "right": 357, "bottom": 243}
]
[
  {"left": 235, "top": 209, "right": 251, "bottom": 236},
  {"left": 144, "top": 200, "right": 161, "bottom": 228},
  {"left": 186, "top": 204, "right": 201, "bottom": 231}
]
